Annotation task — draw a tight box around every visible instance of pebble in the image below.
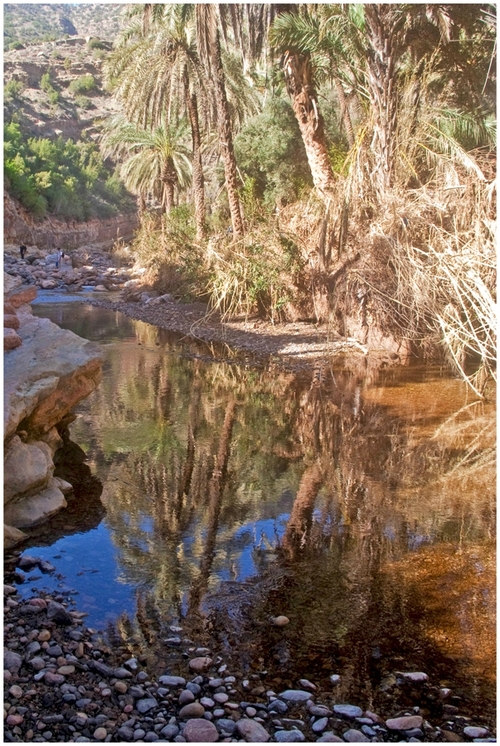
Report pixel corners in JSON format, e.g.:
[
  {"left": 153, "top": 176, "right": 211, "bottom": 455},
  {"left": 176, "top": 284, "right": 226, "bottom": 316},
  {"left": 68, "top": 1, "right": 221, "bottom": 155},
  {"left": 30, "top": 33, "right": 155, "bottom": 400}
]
[
  {"left": 333, "top": 704, "right": 363, "bottom": 719},
  {"left": 279, "top": 689, "right": 313, "bottom": 703},
  {"left": 1, "top": 577, "right": 495, "bottom": 744}
]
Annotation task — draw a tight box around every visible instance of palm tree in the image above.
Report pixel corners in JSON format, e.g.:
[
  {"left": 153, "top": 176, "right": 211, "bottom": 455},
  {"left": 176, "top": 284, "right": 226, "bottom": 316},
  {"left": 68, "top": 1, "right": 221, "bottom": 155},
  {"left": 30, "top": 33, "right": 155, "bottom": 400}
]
[
  {"left": 270, "top": 9, "right": 336, "bottom": 199},
  {"left": 195, "top": 4, "right": 245, "bottom": 238},
  {"left": 101, "top": 116, "right": 191, "bottom": 214},
  {"left": 106, "top": 5, "right": 209, "bottom": 239}
]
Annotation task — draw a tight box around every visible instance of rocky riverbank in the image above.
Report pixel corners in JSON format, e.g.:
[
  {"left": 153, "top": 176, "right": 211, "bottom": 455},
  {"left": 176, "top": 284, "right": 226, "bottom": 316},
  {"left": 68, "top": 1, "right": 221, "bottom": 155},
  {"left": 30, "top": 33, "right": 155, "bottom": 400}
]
[{"left": 3, "top": 571, "right": 495, "bottom": 744}]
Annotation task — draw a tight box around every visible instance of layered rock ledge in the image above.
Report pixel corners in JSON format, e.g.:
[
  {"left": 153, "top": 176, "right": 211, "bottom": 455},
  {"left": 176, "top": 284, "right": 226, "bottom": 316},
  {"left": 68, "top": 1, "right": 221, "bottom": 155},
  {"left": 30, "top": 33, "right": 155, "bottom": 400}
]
[{"left": 4, "top": 275, "right": 104, "bottom": 547}]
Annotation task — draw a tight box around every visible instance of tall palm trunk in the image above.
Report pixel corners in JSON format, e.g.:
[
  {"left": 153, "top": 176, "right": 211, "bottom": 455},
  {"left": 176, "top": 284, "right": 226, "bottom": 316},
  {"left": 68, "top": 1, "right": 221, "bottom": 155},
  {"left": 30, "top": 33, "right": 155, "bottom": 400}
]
[
  {"left": 183, "top": 67, "right": 207, "bottom": 241},
  {"left": 334, "top": 78, "right": 355, "bottom": 148},
  {"left": 364, "top": 4, "right": 399, "bottom": 194},
  {"left": 211, "top": 30, "right": 245, "bottom": 238},
  {"left": 283, "top": 50, "right": 335, "bottom": 198},
  {"left": 160, "top": 156, "right": 177, "bottom": 214}
]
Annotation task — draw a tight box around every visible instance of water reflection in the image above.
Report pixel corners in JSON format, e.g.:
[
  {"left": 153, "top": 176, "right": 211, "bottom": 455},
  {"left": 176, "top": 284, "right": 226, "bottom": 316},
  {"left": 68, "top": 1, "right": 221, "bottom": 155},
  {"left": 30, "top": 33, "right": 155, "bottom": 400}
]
[{"left": 26, "top": 301, "right": 495, "bottom": 724}]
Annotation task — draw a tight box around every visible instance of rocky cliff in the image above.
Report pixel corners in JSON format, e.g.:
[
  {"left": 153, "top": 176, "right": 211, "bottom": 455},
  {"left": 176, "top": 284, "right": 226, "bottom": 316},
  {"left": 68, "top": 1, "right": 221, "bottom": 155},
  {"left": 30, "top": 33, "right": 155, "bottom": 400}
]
[
  {"left": 4, "top": 192, "right": 138, "bottom": 249},
  {"left": 4, "top": 274, "right": 105, "bottom": 547}
]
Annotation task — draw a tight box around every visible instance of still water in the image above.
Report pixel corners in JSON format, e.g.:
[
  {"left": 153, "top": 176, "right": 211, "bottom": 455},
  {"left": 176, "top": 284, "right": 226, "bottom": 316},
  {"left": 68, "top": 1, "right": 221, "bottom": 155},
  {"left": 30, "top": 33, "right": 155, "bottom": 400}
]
[{"left": 21, "top": 294, "right": 495, "bottom": 723}]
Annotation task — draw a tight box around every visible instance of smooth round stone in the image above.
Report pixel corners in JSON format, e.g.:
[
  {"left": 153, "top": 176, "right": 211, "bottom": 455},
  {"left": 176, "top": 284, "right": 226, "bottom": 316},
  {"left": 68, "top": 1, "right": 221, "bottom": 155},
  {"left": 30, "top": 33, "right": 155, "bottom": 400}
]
[
  {"left": 160, "top": 725, "right": 179, "bottom": 739},
  {"left": 6, "top": 714, "right": 24, "bottom": 726},
  {"left": 208, "top": 678, "right": 224, "bottom": 688},
  {"left": 274, "top": 730, "right": 306, "bottom": 742},
  {"left": 312, "top": 717, "right": 328, "bottom": 733},
  {"left": 93, "top": 728, "right": 107, "bottom": 740},
  {"left": 144, "top": 734, "right": 159, "bottom": 742},
  {"left": 44, "top": 671, "right": 65, "bottom": 685},
  {"left": 183, "top": 718, "right": 219, "bottom": 742},
  {"left": 136, "top": 697, "right": 158, "bottom": 714},
  {"left": 464, "top": 727, "right": 489, "bottom": 739},
  {"left": 386, "top": 715, "right": 423, "bottom": 731},
  {"left": 115, "top": 681, "right": 128, "bottom": 694},
  {"left": 9, "top": 685, "right": 23, "bottom": 698},
  {"left": 272, "top": 615, "right": 290, "bottom": 626},
  {"left": 246, "top": 707, "right": 257, "bottom": 717},
  {"left": 217, "top": 718, "right": 236, "bottom": 734},
  {"left": 179, "top": 690, "right": 195, "bottom": 705},
  {"left": 30, "top": 656, "right": 46, "bottom": 671},
  {"left": 133, "top": 729, "right": 146, "bottom": 740},
  {"left": 329, "top": 674, "right": 341, "bottom": 685},
  {"left": 269, "top": 700, "right": 288, "bottom": 715},
  {"left": 186, "top": 683, "right": 202, "bottom": 696},
  {"left": 179, "top": 702, "right": 205, "bottom": 718},
  {"left": 316, "top": 734, "right": 343, "bottom": 743},
  {"left": 159, "top": 675, "right": 186, "bottom": 687},
  {"left": 279, "top": 690, "right": 312, "bottom": 703},
  {"left": 188, "top": 656, "right": 212, "bottom": 673},
  {"left": 343, "top": 729, "right": 370, "bottom": 742},
  {"left": 214, "top": 692, "right": 229, "bottom": 704},
  {"left": 37, "top": 630, "right": 51, "bottom": 642},
  {"left": 57, "top": 665, "right": 75, "bottom": 675},
  {"left": 396, "top": 671, "right": 428, "bottom": 683},
  {"left": 298, "top": 679, "right": 316, "bottom": 691},
  {"left": 4, "top": 651, "right": 22, "bottom": 672},
  {"left": 333, "top": 704, "right": 363, "bottom": 719},
  {"left": 213, "top": 708, "right": 225, "bottom": 718},
  {"left": 236, "top": 718, "right": 270, "bottom": 742},
  {"left": 200, "top": 697, "right": 215, "bottom": 708},
  {"left": 117, "top": 725, "right": 135, "bottom": 741}
]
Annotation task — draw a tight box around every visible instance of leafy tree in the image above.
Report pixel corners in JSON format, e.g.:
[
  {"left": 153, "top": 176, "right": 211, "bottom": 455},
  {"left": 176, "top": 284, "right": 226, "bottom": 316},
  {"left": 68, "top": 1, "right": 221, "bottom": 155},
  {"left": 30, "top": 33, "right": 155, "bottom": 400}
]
[{"left": 234, "top": 95, "right": 312, "bottom": 209}]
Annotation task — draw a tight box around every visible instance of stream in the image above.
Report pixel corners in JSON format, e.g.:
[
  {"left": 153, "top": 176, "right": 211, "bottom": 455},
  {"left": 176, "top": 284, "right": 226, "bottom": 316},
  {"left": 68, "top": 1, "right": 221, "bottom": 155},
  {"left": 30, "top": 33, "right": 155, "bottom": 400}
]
[{"left": 14, "top": 292, "right": 495, "bottom": 726}]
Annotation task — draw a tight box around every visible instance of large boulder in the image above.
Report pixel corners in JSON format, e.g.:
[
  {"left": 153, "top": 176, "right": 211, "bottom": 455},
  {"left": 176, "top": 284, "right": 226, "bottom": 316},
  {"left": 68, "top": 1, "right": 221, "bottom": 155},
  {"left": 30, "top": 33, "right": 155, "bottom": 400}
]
[
  {"left": 4, "top": 312, "right": 104, "bottom": 439},
  {"left": 4, "top": 436, "right": 53, "bottom": 502}
]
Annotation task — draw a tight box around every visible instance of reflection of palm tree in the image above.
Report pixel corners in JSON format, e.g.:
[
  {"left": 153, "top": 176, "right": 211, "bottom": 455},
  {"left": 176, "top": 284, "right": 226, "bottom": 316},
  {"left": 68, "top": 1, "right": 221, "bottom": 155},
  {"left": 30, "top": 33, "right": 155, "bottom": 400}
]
[
  {"left": 188, "top": 398, "right": 236, "bottom": 618},
  {"left": 282, "top": 461, "right": 323, "bottom": 556}
]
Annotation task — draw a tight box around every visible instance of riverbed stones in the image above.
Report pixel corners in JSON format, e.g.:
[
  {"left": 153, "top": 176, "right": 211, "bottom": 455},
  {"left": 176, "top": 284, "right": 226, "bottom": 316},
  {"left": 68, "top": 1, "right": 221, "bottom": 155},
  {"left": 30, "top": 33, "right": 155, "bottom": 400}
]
[
  {"left": 179, "top": 701, "right": 205, "bottom": 718},
  {"left": 183, "top": 717, "right": 219, "bottom": 742},
  {"left": 386, "top": 715, "right": 424, "bottom": 730},
  {"left": 274, "top": 729, "right": 306, "bottom": 741},
  {"left": 236, "top": 717, "right": 271, "bottom": 742},
  {"left": 333, "top": 704, "right": 363, "bottom": 719},
  {"left": 397, "top": 671, "right": 429, "bottom": 684},
  {"left": 136, "top": 696, "right": 158, "bottom": 714},
  {"left": 463, "top": 726, "right": 489, "bottom": 739},
  {"left": 188, "top": 655, "right": 212, "bottom": 673},
  {"left": 280, "top": 689, "right": 314, "bottom": 703},
  {"left": 343, "top": 728, "right": 370, "bottom": 742}
]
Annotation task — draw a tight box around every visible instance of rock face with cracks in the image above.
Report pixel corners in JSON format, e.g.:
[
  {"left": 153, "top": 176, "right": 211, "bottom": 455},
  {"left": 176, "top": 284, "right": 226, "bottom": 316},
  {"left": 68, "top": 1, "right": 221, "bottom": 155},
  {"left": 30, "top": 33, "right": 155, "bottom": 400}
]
[{"left": 4, "top": 276, "right": 104, "bottom": 545}]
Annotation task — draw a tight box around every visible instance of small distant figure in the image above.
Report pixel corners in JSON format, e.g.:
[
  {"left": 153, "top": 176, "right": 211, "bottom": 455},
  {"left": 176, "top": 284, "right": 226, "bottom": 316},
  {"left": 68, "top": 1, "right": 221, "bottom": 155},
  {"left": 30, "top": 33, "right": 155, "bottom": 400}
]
[
  {"left": 19, "top": 244, "right": 27, "bottom": 260},
  {"left": 55, "top": 248, "right": 62, "bottom": 268}
]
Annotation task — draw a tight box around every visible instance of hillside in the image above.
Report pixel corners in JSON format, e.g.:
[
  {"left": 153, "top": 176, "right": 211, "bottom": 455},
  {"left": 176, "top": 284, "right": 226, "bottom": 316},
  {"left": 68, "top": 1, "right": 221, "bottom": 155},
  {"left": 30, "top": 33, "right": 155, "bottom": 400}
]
[
  {"left": 4, "top": 35, "right": 120, "bottom": 142},
  {"left": 4, "top": 3, "right": 127, "bottom": 50}
]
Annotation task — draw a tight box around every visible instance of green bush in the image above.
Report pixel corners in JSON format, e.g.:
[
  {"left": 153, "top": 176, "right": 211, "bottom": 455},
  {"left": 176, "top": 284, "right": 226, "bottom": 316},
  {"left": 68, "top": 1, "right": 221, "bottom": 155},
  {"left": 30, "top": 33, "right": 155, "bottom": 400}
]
[
  {"left": 74, "top": 95, "right": 93, "bottom": 110},
  {"left": 87, "top": 37, "right": 108, "bottom": 50},
  {"left": 8, "top": 41, "right": 24, "bottom": 51},
  {"left": 4, "top": 79, "right": 24, "bottom": 102},
  {"left": 68, "top": 74, "right": 96, "bottom": 95},
  {"left": 234, "top": 95, "right": 312, "bottom": 210},
  {"left": 4, "top": 121, "right": 134, "bottom": 221}
]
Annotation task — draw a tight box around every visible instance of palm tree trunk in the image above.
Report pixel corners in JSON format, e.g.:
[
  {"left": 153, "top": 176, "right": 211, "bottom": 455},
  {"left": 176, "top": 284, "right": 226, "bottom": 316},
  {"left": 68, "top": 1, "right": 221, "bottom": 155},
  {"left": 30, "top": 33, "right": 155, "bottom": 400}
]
[
  {"left": 283, "top": 51, "right": 335, "bottom": 198},
  {"left": 211, "top": 30, "right": 245, "bottom": 238},
  {"left": 183, "top": 68, "right": 207, "bottom": 241},
  {"left": 364, "top": 4, "right": 399, "bottom": 194},
  {"left": 161, "top": 156, "right": 177, "bottom": 214},
  {"left": 334, "top": 78, "right": 355, "bottom": 148}
]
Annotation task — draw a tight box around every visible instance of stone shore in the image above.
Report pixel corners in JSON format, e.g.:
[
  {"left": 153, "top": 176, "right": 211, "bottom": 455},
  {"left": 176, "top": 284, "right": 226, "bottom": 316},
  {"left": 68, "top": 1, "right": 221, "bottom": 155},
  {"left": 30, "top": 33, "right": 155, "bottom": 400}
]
[{"left": 3, "top": 570, "right": 495, "bottom": 744}]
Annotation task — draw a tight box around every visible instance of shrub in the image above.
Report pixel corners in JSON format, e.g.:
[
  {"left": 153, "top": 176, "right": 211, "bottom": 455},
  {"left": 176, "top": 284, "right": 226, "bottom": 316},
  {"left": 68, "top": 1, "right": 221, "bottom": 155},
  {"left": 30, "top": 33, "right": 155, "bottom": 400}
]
[
  {"left": 68, "top": 74, "right": 96, "bottom": 95},
  {"left": 74, "top": 95, "right": 92, "bottom": 110},
  {"left": 87, "top": 37, "right": 108, "bottom": 50},
  {"left": 4, "top": 79, "right": 24, "bottom": 101},
  {"left": 8, "top": 41, "right": 24, "bottom": 51}
]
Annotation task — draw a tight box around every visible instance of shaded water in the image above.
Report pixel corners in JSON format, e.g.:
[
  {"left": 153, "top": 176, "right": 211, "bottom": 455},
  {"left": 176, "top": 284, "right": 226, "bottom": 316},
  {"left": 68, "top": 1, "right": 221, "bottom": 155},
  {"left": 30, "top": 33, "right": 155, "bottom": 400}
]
[{"left": 19, "top": 295, "right": 495, "bottom": 724}]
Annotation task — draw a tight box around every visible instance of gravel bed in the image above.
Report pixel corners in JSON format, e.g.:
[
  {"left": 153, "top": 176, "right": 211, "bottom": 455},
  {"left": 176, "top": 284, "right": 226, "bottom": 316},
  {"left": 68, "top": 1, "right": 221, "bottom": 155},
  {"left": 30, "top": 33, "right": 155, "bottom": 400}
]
[{"left": 3, "top": 567, "right": 495, "bottom": 743}]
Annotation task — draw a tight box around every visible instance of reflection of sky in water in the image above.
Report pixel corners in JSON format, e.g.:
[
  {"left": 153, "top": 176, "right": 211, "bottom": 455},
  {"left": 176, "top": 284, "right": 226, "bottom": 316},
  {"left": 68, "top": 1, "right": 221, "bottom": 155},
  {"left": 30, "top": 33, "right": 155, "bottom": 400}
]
[{"left": 16, "top": 513, "right": 292, "bottom": 629}]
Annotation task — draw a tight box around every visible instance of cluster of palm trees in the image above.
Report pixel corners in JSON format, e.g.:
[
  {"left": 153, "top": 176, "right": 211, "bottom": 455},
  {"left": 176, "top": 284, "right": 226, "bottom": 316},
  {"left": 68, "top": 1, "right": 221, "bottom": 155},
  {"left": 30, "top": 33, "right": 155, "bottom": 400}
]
[
  {"left": 100, "top": 4, "right": 496, "bottom": 390},
  {"left": 101, "top": 2, "right": 495, "bottom": 231}
]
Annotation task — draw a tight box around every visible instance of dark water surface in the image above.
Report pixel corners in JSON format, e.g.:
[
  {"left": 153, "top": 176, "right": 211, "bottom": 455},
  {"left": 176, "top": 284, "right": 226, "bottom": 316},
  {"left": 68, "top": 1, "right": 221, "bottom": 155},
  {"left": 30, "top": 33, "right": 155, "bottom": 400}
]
[{"left": 19, "top": 294, "right": 495, "bottom": 724}]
